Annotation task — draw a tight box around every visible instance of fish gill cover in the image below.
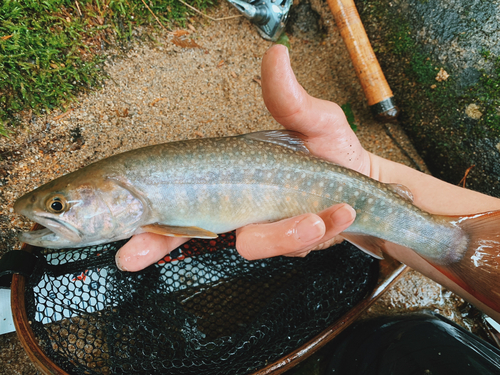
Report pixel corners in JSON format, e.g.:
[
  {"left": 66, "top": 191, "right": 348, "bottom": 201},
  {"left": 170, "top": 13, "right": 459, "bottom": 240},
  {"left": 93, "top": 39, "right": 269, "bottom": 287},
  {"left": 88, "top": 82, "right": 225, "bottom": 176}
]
[{"left": 23, "top": 233, "right": 377, "bottom": 374}]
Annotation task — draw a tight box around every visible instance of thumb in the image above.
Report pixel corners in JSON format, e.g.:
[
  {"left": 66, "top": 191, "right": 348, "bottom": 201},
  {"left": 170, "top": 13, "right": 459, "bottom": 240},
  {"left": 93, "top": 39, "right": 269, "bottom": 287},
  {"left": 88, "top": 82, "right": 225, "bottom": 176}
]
[{"left": 261, "top": 44, "right": 369, "bottom": 174}]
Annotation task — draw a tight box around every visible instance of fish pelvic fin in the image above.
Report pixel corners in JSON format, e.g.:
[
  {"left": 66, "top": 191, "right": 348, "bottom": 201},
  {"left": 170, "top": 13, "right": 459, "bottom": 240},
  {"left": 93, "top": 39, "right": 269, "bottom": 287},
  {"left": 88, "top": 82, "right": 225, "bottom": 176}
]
[
  {"left": 429, "top": 210, "right": 500, "bottom": 313},
  {"left": 141, "top": 223, "right": 218, "bottom": 239},
  {"left": 341, "top": 233, "right": 385, "bottom": 259}
]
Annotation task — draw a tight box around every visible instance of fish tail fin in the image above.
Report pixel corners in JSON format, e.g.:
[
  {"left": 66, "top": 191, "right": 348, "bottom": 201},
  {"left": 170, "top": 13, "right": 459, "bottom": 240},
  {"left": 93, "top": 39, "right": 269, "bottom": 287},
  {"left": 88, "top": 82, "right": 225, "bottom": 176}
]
[{"left": 432, "top": 211, "right": 500, "bottom": 313}]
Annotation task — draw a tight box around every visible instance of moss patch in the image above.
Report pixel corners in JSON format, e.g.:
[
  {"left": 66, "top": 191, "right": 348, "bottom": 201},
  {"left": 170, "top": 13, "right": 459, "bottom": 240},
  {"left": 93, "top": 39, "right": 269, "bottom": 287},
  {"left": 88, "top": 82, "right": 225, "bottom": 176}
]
[{"left": 0, "top": 0, "right": 217, "bottom": 136}]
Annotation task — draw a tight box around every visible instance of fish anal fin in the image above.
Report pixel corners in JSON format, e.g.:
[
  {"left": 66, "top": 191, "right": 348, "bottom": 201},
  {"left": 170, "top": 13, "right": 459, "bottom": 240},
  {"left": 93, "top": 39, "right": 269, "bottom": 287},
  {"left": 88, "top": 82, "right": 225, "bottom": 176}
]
[
  {"left": 386, "top": 183, "right": 414, "bottom": 202},
  {"left": 141, "top": 224, "right": 218, "bottom": 239},
  {"left": 342, "top": 233, "right": 385, "bottom": 259},
  {"left": 242, "top": 130, "right": 310, "bottom": 154}
]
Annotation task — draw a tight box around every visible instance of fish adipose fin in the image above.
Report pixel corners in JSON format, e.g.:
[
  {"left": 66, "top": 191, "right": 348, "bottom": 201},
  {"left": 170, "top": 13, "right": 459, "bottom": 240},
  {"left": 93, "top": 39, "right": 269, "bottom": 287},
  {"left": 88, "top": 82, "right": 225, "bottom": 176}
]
[
  {"left": 341, "top": 233, "right": 385, "bottom": 259},
  {"left": 242, "top": 130, "right": 310, "bottom": 154},
  {"left": 141, "top": 224, "right": 218, "bottom": 239},
  {"left": 428, "top": 210, "right": 500, "bottom": 313},
  {"left": 386, "top": 183, "right": 414, "bottom": 202}
]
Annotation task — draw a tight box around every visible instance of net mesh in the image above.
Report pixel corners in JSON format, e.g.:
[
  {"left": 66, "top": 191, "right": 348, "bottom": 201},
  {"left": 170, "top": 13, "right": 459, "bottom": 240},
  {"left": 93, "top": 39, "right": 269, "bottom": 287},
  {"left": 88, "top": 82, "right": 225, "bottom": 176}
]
[{"left": 24, "top": 232, "right": 378, "bottom": 374}]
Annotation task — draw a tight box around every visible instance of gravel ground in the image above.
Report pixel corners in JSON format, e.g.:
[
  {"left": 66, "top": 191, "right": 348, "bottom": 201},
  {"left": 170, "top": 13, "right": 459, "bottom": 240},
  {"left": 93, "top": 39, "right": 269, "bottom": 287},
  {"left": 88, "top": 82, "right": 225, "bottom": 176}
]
[{"left": 0, "top": 1, "right": 484, "bottom": 373}]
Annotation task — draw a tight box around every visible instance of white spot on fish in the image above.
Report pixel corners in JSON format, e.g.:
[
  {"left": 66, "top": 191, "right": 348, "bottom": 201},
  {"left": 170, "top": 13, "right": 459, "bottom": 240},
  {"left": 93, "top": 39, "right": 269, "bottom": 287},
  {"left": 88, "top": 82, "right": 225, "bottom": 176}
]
[
  {"left": 354, "top": 191, "right": 360, "bottom": 197},
  {"left": 319, "top": 182, "right": 324, "bottom": 187},
  {"left": 368, "top": 198, "right": 374, "bottom": 204},
  {"left": 338, "top": 186, "right": 343, "bottom": 192}
]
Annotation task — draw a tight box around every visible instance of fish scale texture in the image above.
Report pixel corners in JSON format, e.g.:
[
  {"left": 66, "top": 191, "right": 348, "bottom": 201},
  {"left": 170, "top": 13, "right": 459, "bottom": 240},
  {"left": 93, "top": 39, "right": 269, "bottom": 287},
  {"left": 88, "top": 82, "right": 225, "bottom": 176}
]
[{"left": 24, "top": 233, "right": 378, "bottom": 374}]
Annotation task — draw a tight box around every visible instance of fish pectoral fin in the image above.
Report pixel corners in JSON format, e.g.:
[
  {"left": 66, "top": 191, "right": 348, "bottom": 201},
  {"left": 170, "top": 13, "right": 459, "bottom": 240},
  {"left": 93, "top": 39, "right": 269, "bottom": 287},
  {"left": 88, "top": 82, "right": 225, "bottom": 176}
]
[
  {"left": 386, "top": 183, "right": 414, "bottom": 202},
  {"left": 341, "top": 233, "right": 385, "bottom": 259},
  {"left": 141, "top": 224, "right": 218, "bottom": 239}
]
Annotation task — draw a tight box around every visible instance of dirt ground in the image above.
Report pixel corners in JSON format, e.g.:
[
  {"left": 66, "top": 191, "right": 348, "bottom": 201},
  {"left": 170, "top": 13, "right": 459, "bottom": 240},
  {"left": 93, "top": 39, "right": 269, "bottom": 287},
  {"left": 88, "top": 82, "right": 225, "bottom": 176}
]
[{"left": 0, "top": 1, "right": 485, "bottom": 373}]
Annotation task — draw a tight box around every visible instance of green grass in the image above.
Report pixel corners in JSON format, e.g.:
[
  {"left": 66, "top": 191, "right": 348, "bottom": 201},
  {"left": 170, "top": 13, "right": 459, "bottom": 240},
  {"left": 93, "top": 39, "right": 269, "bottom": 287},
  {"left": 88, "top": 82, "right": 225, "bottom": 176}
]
[
  {"left": 341, "top": 102, "right": 358, "bottom": 132},
  {"left": 0, "top": 0, "right": 216, "bottom": 136}
]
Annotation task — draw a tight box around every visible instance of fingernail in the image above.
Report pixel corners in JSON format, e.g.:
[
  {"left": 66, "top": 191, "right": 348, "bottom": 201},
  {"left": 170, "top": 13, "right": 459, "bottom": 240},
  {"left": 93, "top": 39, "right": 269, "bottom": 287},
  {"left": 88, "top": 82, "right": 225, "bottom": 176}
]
[
  {"left": 331, "top": 204, "right": 356, "bottom": 227},
  {"left": 295, "top": 215, "right": 324, "bottom": 244},
  {"left": 115, "top": 248, "right": 151, "bottom": 272},
  {"left": 115, "top": 253, "right": 126, "bottom": 271}
]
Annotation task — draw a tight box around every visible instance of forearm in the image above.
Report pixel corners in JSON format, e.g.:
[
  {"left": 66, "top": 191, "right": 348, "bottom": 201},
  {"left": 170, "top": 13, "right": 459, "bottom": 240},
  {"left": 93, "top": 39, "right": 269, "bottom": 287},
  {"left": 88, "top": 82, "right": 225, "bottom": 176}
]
[{"left": 368, "top": 152, "right": 500, "bottom": 215}]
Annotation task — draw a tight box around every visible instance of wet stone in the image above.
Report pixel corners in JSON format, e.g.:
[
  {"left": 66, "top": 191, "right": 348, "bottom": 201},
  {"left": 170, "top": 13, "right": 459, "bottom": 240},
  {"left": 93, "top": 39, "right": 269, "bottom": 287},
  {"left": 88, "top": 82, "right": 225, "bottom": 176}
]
[{"left": 355, "top": 0, "right": 500, "bottom": 197}]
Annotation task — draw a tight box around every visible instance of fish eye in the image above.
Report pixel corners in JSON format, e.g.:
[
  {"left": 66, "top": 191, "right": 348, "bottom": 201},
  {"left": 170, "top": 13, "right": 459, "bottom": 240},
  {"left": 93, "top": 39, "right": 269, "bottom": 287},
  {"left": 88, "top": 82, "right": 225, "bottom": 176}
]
[{"left": 46, "top": 195, "right": 68, "bottom": 213}]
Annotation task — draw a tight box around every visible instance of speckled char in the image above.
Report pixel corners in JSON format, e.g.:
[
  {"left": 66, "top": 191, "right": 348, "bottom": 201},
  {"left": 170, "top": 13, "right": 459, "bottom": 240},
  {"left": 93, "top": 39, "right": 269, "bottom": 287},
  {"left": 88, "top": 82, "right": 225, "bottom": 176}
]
[{"left": 15, "top": 130, "right": 468, "bottom": 259}]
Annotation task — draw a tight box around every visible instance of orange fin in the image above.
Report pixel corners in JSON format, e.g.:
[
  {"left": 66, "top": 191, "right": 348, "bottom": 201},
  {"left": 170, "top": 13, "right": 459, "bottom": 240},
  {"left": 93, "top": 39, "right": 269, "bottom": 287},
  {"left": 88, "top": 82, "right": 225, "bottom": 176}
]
[
  {"left": 342, "top": 233, "right": 385, "bottom": 259},
  {"left": 141, "top": 224, "right": 218, "bottom": 239},
  {"left": 427, "top": 210, "right": 500, "bottom": 313}
]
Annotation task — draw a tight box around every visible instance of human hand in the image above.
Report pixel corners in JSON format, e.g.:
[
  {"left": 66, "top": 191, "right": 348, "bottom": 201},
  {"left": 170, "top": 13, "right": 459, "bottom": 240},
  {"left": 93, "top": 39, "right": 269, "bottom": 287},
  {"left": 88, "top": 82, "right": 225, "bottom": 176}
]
[{"left": 115, "top": 44, "right": 369, "bottom": 271}]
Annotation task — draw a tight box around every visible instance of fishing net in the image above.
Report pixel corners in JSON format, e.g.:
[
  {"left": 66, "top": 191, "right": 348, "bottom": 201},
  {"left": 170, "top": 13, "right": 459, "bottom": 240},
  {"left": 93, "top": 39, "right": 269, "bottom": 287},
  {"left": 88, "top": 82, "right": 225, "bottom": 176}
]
[{"left": 23, "top": 232, "right": 378, "bottom": 374}]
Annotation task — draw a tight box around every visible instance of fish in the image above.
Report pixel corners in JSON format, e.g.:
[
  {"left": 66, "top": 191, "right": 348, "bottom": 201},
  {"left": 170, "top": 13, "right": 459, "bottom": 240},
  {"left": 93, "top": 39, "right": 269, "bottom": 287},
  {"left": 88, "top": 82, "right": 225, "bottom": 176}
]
[{"left": 14, "top": 130, "right": 500, "bottom": 313}]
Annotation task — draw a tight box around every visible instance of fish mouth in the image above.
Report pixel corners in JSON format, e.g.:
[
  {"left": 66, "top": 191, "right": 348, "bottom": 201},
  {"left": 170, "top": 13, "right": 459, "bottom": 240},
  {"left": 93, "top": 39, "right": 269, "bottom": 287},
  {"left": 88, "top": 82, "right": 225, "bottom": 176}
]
[{"left": 18, "top": 214, "right": 83, "bottom": 248}]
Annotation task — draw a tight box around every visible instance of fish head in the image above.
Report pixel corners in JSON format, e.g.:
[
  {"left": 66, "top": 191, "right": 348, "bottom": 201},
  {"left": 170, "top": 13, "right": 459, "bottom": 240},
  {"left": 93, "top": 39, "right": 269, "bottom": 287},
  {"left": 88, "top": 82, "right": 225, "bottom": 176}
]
[{"left": 14, "top": 172, "right": 147, "bottom": 248}]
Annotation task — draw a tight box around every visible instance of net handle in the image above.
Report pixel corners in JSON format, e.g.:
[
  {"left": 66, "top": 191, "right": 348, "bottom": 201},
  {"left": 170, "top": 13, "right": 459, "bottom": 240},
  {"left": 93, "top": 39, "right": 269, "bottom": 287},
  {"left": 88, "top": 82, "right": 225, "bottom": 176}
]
[{"left": 11, "top": 224, "right": 69, "bottom": 375}]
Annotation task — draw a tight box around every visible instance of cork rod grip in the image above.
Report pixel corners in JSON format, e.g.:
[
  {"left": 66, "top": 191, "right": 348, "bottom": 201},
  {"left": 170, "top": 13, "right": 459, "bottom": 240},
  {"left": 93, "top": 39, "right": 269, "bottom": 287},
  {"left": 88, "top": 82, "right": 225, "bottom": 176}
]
[{"left": 327, "top": 0, "right": 399, "bottom": 121}]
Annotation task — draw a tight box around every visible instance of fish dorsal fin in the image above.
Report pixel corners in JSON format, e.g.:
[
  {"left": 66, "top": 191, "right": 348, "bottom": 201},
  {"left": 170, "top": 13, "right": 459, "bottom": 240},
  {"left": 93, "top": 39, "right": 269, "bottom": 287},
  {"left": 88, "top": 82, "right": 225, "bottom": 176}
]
[
  {"left": 242, "top": 130, "right": 310, "bottom": 154},
  {"left": 386, "top": 183, "right": 414, "bottom": 202},
  {"left": 341, "top": 233, "right": 385, "bottom": 259},
  {"left": 141, "top": 224, "right": 218, "bottom": 239}
]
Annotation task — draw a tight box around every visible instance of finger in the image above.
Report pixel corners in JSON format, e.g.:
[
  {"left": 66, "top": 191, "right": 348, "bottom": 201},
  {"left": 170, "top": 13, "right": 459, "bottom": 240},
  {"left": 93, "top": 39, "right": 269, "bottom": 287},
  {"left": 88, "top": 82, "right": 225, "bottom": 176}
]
[
  {"left": 236, "top": 203, "right": 356, "bottom": 260},
  {"left": 261, "top": 44, "right": 370, "bottom": 175},
  {"left": 236, "top": 213, "right": 325, "bottom": 260},
  {"left": 317, "top": 203, "right": 356, "bottom": 245},
  {"left": 284, "top": 203, "right": 357, "bottom": 257},
  {"left": 115, "top": 233, "right": 188, "bottom": 272}
]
